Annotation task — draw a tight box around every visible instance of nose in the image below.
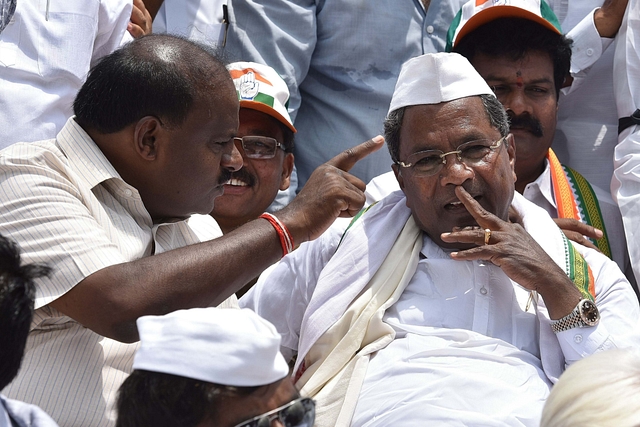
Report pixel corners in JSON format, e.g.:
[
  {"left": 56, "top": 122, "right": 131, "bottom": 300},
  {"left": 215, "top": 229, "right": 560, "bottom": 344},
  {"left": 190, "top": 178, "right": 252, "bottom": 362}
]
[
  {"left": 501, "top": 88, "right": 531, "bottom": 117},
  {"left": 221, "top": 140, "right": 243, "bottom": 172},
  {"left": 439, "top": 152, "right": 474, "bottom": 186}
]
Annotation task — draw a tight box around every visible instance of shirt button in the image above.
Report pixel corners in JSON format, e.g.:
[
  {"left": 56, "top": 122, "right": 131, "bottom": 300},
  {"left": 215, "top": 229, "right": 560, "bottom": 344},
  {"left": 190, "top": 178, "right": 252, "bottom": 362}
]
[
  {"left": 426, "top": 25, "right": 434, "bottom": 34},
  {"left": 480, "top": 287, "right": 488, "bottom": 295},
  {"left": 124, "top": 189, "right": 133, "bottom": 197},
  {"left": 586, "top": 48, "right": 594, "bottom": 56},
  {"left": 574, "top": 334, "right": 583, "bottom": 343}
]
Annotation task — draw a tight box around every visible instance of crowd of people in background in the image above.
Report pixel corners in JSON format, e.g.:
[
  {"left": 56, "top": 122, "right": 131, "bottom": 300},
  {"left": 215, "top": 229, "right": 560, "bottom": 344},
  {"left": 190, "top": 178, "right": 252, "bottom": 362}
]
[{"left": 1, "top": 0, "right": 640, "bottom": 426}]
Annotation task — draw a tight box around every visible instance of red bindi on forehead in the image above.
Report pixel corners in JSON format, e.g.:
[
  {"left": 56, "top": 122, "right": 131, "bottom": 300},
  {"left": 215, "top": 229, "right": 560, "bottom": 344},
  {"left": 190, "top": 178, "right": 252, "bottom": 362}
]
[{"left": 516, "top": 70, "right": 523, "bottom": 87}]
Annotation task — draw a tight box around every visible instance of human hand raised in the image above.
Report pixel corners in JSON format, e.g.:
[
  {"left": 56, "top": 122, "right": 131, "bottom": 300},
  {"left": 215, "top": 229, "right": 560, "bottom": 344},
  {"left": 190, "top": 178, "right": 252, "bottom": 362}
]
[
  {"left": 127, "top": 0, "right": 153, "bottom": 38},
  {"left": 277, "top": 136, "right": 385, "bottom": 244},
  {"left": 441, "top": 186, "right": 581, "bottom": 318}
]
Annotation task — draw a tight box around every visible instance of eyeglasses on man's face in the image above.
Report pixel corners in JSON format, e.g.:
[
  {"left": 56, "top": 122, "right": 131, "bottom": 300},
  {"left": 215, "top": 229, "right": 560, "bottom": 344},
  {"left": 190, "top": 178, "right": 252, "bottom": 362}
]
[
  {"left": 395, "top": 134, "right": 509, "bottom": 176},
  {"left": 234, "top": 136, "right": 287, "bottom": 159},
  {"left": 232, "top": 397, "right": 315, "bottom": 427}
]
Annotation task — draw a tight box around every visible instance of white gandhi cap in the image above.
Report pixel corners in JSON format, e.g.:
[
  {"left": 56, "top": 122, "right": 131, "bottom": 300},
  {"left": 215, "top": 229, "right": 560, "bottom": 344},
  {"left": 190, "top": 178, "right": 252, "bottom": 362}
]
[
  {"left": 133, "top": 308, "right": 290, "bottom": 387},
  {"left": 388, "top": 52, "right": 494, "bottom": 115}
]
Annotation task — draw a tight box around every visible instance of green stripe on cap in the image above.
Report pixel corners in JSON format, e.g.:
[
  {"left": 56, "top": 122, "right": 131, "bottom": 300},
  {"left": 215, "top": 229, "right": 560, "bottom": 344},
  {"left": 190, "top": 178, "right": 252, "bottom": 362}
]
[{"left": 254, "top": 92, "right": 275, "bottom": 108}]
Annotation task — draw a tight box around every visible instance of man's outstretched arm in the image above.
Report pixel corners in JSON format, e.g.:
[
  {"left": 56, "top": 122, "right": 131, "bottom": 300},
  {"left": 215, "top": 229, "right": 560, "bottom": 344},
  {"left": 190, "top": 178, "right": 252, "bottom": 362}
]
[{"left": 49, "top": 137, "right": 385, "bottom": 343}]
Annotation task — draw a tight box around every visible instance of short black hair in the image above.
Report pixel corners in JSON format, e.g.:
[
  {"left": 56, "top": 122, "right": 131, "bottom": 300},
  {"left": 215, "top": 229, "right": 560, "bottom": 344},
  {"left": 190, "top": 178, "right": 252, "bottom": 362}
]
[
  {"left": 385, "top": 94, "right": 509, "bottom": 163},
  {"left": 74, "top": 34, "right": 229, "bottom": 134},
  {"left": 453, "top": 18, "right": 572, "bottom": 99},
  {"left": 280, "top": 125, "right": 295, "bottom": 153},
  {"left": 0, "top": 234, "right": 51, "bottom": 389},
  {"left": 116, "top": 370, "right": 259, "bottom": 427}
]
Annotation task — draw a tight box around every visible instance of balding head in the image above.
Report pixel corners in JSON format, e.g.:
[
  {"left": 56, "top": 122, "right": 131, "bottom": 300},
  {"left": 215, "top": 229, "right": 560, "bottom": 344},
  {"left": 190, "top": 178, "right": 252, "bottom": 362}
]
[{"left": 74, "top": 34, "right": 229, "bottom": 134}]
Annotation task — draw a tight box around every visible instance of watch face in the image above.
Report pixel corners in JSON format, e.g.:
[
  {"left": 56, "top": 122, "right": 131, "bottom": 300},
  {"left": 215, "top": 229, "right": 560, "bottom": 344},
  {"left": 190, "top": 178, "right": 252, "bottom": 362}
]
[{"left": 579, "top": 300, "right": 600, "bottom": 326}]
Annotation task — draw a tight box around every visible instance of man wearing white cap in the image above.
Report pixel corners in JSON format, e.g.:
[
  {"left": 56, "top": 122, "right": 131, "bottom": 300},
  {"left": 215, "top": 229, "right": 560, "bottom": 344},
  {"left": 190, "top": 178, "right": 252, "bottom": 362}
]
[
  {"left": 447, "top": 0, "right": 635, "bottom": 288},
  {"left": 208, "top": 62, "right": 295, "bottom": 235},
  {"left": 242, "top": 52, "right": 640, "bottom": 426},
  {"left": 115, "top": 307, "right": 315, "bottom": 427}
]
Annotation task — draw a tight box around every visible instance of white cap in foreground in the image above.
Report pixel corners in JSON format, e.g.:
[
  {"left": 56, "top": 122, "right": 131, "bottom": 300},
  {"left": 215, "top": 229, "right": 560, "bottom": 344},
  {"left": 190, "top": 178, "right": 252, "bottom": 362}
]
[{"left": 133, "top": 308, "right": 289, "bottom": 387}]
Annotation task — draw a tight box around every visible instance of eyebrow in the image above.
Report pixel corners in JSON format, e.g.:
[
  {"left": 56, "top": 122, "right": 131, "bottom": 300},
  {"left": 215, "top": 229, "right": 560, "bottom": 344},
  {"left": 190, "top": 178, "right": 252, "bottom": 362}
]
[{"left": 484, "top": 74, "right": 554, "bottom": 86}]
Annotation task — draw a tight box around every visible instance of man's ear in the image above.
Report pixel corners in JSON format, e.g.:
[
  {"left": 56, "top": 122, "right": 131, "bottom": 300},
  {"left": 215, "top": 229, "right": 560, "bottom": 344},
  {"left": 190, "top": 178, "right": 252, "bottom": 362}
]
[
  {"left": 506, "top": 133, "right": 517, "bottom": 183},
  {"left": 133, "top": 116, "right": 164, "bottom": 161},
  {"left": 279, "top": 153, "right": 295, "bottom": 191}
]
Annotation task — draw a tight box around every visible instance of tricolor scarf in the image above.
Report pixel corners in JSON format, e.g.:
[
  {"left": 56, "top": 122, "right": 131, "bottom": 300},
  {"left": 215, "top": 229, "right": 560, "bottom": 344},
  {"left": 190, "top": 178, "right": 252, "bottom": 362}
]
[{"left": 547, "top": 148, "right": 612, "bottom": 259}]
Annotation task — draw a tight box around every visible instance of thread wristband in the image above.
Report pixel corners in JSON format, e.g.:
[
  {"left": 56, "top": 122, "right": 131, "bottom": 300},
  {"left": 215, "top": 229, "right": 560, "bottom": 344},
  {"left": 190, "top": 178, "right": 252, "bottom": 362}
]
[{"left": 259, "top": 213, "right": 294, "bottom": 256}]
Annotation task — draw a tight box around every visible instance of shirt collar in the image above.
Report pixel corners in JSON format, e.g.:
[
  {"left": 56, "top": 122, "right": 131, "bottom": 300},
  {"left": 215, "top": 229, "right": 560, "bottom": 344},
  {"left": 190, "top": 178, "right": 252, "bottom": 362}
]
[
  {"left": 524, "top": 158, "right": 556, "bottom": 209},
  {"left": 56, "top": 117, "right": 124, "bottom": 190}
]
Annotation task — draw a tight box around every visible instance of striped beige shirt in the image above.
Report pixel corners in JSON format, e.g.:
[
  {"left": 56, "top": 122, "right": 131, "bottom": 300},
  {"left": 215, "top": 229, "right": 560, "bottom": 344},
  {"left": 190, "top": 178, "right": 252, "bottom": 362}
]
[{"left": 0, "top": 118, "right": 236, "bottom": 427}]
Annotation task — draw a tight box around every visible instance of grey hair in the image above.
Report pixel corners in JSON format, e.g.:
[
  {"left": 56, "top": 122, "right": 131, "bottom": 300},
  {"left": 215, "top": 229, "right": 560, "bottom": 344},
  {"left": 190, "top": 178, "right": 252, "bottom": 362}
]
[{"left": 384, "top": 94, "right": 510, "bottom": 163}]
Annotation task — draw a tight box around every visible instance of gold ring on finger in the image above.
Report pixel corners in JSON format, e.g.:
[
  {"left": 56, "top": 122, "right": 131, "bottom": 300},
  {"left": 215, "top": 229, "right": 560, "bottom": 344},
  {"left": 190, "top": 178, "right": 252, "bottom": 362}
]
[{"left": 484, "top": 228, "right": 491, "bottom": 245}]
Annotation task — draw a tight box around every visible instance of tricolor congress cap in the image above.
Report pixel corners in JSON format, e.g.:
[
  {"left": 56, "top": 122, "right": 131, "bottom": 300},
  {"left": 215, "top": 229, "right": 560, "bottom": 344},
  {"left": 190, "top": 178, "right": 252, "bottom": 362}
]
[
  {"left": 446, "top": 0, "right": 562, "bottom": 51},
  {"left": 228, "top": 61, "right": 296, "bottom": 133}
]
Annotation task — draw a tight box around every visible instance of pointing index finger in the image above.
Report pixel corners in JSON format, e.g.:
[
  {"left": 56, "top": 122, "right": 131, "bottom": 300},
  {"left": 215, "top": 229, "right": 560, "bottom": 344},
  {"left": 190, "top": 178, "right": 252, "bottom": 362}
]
[
  {"left": 327, "top": 135, "right": 385, "bottom": 173},
  {"left": 454, "top": 186, "right": 501, "bottom": 229}
]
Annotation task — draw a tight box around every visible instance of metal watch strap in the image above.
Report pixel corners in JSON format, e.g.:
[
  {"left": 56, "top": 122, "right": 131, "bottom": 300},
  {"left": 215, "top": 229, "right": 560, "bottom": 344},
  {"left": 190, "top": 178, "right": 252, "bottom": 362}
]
[{"left": 551, "top": 303, "right": 582, "bottom": 334}]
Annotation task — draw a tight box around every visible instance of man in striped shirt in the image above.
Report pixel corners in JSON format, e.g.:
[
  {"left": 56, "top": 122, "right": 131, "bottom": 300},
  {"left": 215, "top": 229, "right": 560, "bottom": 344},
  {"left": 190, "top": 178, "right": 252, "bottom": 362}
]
[{"left": 0, "top": 34, "right": 382, "bottom": 427}]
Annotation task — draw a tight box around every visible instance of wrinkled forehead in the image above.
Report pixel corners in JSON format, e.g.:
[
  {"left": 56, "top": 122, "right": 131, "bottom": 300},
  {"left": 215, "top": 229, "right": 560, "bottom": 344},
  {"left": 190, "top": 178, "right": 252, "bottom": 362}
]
[{"left": 399, "top": 97, "right": 499, "bottom": 153}]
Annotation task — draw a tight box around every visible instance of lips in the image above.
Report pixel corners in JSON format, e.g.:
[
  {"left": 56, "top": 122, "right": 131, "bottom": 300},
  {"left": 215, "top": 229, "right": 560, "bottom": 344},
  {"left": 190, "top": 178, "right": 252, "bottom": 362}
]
[{"left": 443, "top": 195, "right": 482, "bottom": 211}]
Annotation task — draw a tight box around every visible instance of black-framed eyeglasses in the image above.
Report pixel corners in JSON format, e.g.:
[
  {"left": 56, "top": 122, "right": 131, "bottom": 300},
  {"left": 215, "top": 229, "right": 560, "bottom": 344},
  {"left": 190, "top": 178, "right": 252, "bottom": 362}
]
[
  {"left": 395, "top": 134, "right": 509, "bottom": 176},
  {"left": 232, "top": 397, "right": 315, "bottom": 427},
  {"left": 234, "top": 136, "right": 286, "bottom": 159}
]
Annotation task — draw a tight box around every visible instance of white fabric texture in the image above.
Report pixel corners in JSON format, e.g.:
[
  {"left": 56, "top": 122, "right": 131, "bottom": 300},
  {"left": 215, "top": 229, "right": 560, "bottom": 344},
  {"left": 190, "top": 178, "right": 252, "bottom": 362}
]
[
  {"left": 0, "top": 118, "right": 237, "bottom": 427},
  {"left": 0, "top": 395, "right": 59, "bottom": 427},
  {"left": 0, "top": 0, "right": 133, "bottom": 149},
  {"left": 133, "top": 308, "right": 289, "bottom": 387},
  {"left": 242, "top": 190, "right": 640, "bottom": 426},
  {"left": 612, "top": 0, "right": 640, "bottom": 288},
  {"left": 153, "top": 0, "right": 226, "bottom": 45}
]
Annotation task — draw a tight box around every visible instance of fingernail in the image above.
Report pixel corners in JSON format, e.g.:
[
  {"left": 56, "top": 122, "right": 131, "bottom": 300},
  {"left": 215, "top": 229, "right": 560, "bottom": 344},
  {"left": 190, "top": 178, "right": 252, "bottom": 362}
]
[
  {"left": 595, "top": 228, "right": 603, "bottom": 238},
  {"left": 441, "top": 232, "right": 451, "bottom": 238},
  {"left": 450, "top": 252, "right": 458, "bottom": 257},
  {"left": 372, "top": 135, "right": 384, "bottom": 144}
]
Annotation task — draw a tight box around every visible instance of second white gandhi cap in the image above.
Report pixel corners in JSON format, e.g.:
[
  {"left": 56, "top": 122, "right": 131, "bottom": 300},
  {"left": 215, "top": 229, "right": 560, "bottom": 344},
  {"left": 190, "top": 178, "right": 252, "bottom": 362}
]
[
  {"left": 388, "top": 52, "right": 494, "bottom": 115},
  {"left": 133, "top": 307, "right": 290, "bottom": 387}
]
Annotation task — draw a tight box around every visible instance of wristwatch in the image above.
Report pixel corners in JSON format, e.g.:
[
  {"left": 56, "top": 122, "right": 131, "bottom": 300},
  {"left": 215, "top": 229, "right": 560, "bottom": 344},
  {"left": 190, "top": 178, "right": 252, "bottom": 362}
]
[{"left": 551, "top": 299, "right": 600, "bottom": 334}]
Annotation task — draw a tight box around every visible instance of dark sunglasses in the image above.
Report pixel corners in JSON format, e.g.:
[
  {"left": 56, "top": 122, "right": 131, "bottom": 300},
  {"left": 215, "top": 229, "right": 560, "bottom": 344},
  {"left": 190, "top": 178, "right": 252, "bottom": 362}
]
[{"left": 232, "top": 397, "right": 315, "bottom": 427}]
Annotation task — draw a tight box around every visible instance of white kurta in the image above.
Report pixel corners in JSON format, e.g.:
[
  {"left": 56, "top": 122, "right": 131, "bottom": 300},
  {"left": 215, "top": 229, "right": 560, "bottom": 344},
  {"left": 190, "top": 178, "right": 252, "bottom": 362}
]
[
  {"left": 612, "top": 0, "right": 640, "bottom": 287},
  {"left": 242, "top": 191, "right": 640, "bottom": 426},
  {"left": 0, "top": 0, "right": 133, "bottom": 149}
]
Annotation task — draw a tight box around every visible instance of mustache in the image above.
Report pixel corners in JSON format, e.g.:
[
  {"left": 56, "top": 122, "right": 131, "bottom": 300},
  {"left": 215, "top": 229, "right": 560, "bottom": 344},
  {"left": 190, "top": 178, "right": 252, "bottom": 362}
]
[
  {"left": 508, "top": 113, "right": 544, "bottom": 138},
  {"left": 218, "top": 168, "right": 233, "bottom": 186},
  {"left": 222, "top": 167, "right": 255, "bottom": 187}
]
